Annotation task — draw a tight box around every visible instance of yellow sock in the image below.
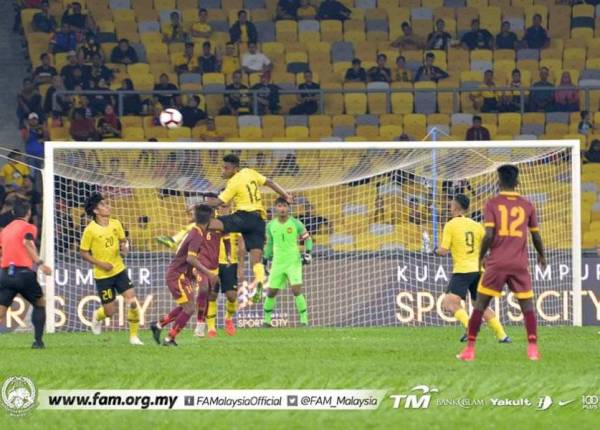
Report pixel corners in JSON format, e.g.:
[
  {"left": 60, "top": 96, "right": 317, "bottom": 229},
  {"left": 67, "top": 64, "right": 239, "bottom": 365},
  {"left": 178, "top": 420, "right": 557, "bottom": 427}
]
[
  {"left": 127, "top": 305, "right": 139, "bottom": 338},
  {"left": 487, "top": 316, "right": 508, "bottom": 340},
  {"left": 95, "top": 307, "right": 106, "bottom": 321},
  {"left": 225, "top": 300, "right": 237, "bottom": 319},
  {"left": 207, "top": 301, "right": 217, "bottom": 331},
  {"left": 253, "top": 263, "right": 266, "bottom": 284},
  {"left": 453, "top": 308, "right": 469, "bottom": 328}
]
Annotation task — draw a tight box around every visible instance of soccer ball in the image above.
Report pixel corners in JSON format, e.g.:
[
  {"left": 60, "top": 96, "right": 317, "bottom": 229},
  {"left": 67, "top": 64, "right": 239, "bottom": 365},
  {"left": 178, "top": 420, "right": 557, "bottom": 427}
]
[{"left": 159, "top": 108, "right": 183, "bottom": 129}]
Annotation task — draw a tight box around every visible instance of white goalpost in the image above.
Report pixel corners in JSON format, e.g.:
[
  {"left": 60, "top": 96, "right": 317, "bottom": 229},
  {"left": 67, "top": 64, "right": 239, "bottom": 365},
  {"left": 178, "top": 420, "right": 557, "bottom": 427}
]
[{"left": 40, "top": 140, "right": 581, "bottom": 333}]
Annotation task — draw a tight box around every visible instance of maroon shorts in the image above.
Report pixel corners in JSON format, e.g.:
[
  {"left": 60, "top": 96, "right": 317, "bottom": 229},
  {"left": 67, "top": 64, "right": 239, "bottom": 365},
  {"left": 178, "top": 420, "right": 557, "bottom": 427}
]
[
  {"left": 166, "top": 272, "right": 196, "bottom": 305},
  {"left": 478, "top": 264, "right": 533, "bottom": 299}
]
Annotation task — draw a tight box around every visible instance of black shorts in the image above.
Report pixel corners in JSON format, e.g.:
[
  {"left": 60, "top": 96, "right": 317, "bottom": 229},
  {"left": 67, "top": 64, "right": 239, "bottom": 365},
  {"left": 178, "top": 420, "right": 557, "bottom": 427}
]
[
  {"left": 447, "top": 272, "right": 480, "bottom": 301},
  {"left": 95, "top": 270, "right": 133, "bottom": 304},
  {"left": 218, "top": 264, "right": 238, "bottom": 293},
  {"left": 0, "top": 268, "right": 44, "bottom": 307},
  {"left": 219, "top": 210, "right": 266, "bottom": 251}
]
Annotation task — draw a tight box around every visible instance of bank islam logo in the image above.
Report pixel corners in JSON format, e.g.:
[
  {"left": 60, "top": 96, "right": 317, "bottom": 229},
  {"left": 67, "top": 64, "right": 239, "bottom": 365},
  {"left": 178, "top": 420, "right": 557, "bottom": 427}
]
[
  {"left": 391, "top": 385, "right": 439, "bottom": 409},
  {"left": 1, "top": 376, "right": 37, "bottom": 416}
]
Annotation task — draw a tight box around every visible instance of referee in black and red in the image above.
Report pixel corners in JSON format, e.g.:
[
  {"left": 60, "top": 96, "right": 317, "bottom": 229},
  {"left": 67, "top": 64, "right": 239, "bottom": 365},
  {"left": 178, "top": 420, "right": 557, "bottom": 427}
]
[{"left": 0, "top": 199, "right": 52, "bottom": 349}]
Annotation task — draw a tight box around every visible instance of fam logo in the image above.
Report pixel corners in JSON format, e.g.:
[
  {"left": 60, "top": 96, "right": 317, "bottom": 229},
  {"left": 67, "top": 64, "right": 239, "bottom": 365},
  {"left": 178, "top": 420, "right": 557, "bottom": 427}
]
[
  {"left": 390, "top": 385, "right": 439, "bottom": 409},
  {"left": 1, "top": 376, "right": 37, "bottom": 416}
]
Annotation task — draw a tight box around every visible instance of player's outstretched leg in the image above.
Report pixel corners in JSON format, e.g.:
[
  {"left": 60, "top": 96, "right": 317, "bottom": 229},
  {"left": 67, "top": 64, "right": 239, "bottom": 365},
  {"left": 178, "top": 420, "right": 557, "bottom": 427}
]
[
  {"left": 123, "top": 290, "right": 143, "bottom": 345},
  {"left": 163, "top": 302, "right": 195, "bottom": 346},
  {"left": 457, "top": 293, "right": 493, "bottom": 361},
  {"left": 291, "top": 285, "right": 308, "bottom": 326},
  {"left": 518, "top": 298, "right": 540, "bottom": 360},
  {"left": 482, "top": 308, "right": 510, "bottom": 343},
  {"left": 151, "top": 306, "right": 183, "bottom": 344},
  {"left": 195, "top": 285, "right": 209, "bottom": 337},
  {"left": 224, "top": 290, "right": 237, "bottom": 336},
  {"left": 204, "top": 291, "right": 218, "bottom": 338},
  {"left": 31, "top": 298, "right": 46, "bottom": 349},
  {"left": 263, "top": 289, "right": 278, "bottom": 327}
]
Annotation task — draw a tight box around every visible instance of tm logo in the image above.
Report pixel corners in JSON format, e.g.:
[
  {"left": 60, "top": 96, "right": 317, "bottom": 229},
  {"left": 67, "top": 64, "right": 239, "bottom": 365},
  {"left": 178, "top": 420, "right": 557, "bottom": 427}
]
[{"left": 391, "top": 385, "right": 439, "bottom": 409}]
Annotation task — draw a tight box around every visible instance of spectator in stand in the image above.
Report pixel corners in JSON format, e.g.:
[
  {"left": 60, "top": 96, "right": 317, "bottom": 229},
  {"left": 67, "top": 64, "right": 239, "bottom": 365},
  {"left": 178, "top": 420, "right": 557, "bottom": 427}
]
[
  {"left": 69, "top": 108, "right": 96, "bottom": 141},
  {"left": 198, "top": 41, "right": 220, "bottom": 74},
  {"left": 470, "top": 69, "right": 498, "bottom": 112},
  {"left": 49, "top": 23, "right": 78, "bottom": 54},
  {"left": 242, "top": 42, "right": 272, "bottom": 76},
  {"left": 96, "top": 105, "right": 122, "bottom": 140},
  {"left": 78, "top": 33, "right": 103, "bottom": 63},
  {"left": 164, "top": 11, "right": 187, "bottom": 43},
  {"left": 427, "top": 19, "right": 452, "bottom": 51},
  {"left": 276, "top": 0, "right": 299, "bottom": 20},
  {"left": 107, "top": 158, "right": 126, "bottom": 180},
  {"left": 32, "top": 1, "right": 57, "bottom": 33},
  {"left": 273, "top": 153, "right": 301, "bottom": 176},
  {"left": 290, "top": 70, "right": 320, "bottom": 115},
  {"left": 110, "top": 39, "right": 139, "bottom": 65},
  {"left": 64, "top": 64, "right": 88, "bottom": 90},
  {"left": 191, "top": 8, "right": 212, "bottom": 40},
  {"left": 219, "top": 42, "right": 241, "bottom": 78},
  {"left": 219, "top": 70, "right": 251, "bottom": 115},
  {"left": 153, "top": 73, "right": 179, "bottom": 108},
  {"left": 495, "top": 21, "right": 519, "bottom": 50},
  {"left": 19, "top": 176, "right": 42, "bottom": 228},
  {"left": 60, "top": 50, "right": 79, "bottom": 80},
  {"left": 586, "top": 139, "right": 600, "bottom": 163},
  {"left": 297, "top": 0, "right": 317, "bottom": 20},
  {"left": 199, "top": 117, "right": 224, "bottom": 141},
  {"left": 21, "top": 113, "right": 48, "bottom": 167},
  {"left": 394, "top": 56, "right": 412, "bottom": 82},
  {"left": 0, "top": 151, "right": 30, "bottom": 191},
  {"left": 118, "top": 78, "right": 144, "bottom": 115},
  {"left": 229, "top": 10, "right": 258, "bottom": 44},
  {"left": 461, "top": 19, "right": 493, "bottom": 50},
  {"left": 61, "top": 1, "right": 96, "bottom": 33},
  {"left": 86, "top": 53, "right": 113, "bottom": 85},
  {"left": 316, "top": 0, "right": 351, "bottom": 21},
  {"left": 367, "top": 54, "right": 392, "bottom": 83},
  {"left": 529, "top": 66, "right": 554, "bottom": 112},
  {"left": 33, "top": 53, "right": 57, "bottom": 85},
  {"left": 43, "top": 76, "right": 71, "bottom": 115},
  {"left": 0, "top": 194, "right": 17, "bottom": 229},
  {"left": 578, "top": 110, "right": 593, "bottom": 135},
  {"left": 391, "top": 22, "right": 424, "bottom": 50},
  {"left": 180, "top": 95, "right": 207, "bottom": 128},
  {"left": 466, "top": 115, "right": 491, "bottom": 141},
  {"left": 498, "top": 68, "right": 523, "bottom": 112},
  {"left": 554, "top": 71, "right": 579, "bottom": 112},
  {"left": 344, "top": 58, "right": 367, "bottom": 83},
  {"left": 174, "top": 42, "right": 198, "bottom": 73},
  {"left": 17, "top": 78, "right": 43, "bottom": 124},
  {"left": 251, "top": 73, "right": 281, "bottom": 115},
  {"left": 523, "top": 13, "right": 550, "bottom": 49},
  {"left": 414, "top": 52, "right": 449, "bottom": 83}
]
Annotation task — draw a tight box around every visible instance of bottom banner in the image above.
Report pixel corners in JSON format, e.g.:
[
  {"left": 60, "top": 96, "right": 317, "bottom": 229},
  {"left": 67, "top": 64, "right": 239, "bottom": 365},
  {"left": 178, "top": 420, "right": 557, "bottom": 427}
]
[{"left": 38, "top": 389, "right": 387, "bottom": 410}]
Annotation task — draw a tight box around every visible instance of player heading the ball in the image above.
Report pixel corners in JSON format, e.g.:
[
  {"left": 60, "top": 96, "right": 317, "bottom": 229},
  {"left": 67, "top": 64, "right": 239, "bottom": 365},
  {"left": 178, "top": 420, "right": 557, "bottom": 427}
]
[
  {"left": 205, "top": 153, "right": 293, "bottom": 302},
  {"left": 80, "top": 192, "right": 143, "bottom": 345},
  {"left": 263, "top": 197, "right": 313, "bottom": 327},
  {"left": 458, "top": 165, "right": 546, "bottom": 362}
]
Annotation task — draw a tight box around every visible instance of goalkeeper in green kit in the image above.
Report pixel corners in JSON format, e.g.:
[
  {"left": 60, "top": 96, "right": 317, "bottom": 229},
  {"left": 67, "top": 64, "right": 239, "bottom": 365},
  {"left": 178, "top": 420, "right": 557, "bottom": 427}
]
[{"left": 263, "top": 197, "right": 313, "bottom": 327}]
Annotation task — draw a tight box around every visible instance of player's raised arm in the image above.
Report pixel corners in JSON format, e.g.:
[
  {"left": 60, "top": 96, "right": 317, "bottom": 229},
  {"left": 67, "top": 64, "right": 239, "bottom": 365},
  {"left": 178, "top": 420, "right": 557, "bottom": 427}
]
[{"left": 264, "top": 178, "right": 293, "bottom": 203}]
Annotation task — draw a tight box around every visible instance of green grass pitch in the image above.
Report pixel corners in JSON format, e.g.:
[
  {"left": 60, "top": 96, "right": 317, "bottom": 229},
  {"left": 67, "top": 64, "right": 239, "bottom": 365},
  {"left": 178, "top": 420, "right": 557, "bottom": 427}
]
[{"left": 1, "top": 326, "right": 599, "bottom": 430}]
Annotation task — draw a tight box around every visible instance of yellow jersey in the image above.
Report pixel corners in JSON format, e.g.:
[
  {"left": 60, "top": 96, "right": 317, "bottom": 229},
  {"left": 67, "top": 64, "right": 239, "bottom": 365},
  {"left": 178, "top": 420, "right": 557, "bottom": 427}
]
[
  {"left": 172, "top": 52, "right": 198, "bottom": 71},
  {"left": 191, "top": 22, "right": 212, "bottom": 37},
  {"left": 219, "top": 232, "right": 241, "bottom": 265},
  {"left": 80, "top": 218, "right": 126, "bottom": 279},
  {"left": 440, "top": 216, "right": 484, "bottom": 273},
  {"left": 222, "top": 56, "right": 241, "bottom": 78},
  {"left": 1, "top": 162, "right": 30, "bottom": 188},
  {"left": 219, "top": 168, "right": 267, "bottom": 219}
]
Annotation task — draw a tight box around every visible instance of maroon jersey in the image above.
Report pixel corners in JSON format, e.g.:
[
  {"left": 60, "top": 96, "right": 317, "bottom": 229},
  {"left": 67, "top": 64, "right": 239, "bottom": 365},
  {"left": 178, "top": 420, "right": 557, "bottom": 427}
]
[
  {"left": 483, "top": 191, "right": 539, "bottom": 269},
  {"left": 166, "top": 226, "right": 223, "bottom": 278},
  {"left": 194, "top": 228, "right": 222, "bottom": 272}
]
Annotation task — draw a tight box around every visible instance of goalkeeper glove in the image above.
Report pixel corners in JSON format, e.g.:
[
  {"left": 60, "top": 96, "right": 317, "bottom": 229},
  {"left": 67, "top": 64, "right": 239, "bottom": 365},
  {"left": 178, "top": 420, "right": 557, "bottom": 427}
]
[
  {"left": 262, "top": 258, "right": 271, "bottom": 275},
  {"left": 301, "top": 252, "right": 312, "bottom": 265}
]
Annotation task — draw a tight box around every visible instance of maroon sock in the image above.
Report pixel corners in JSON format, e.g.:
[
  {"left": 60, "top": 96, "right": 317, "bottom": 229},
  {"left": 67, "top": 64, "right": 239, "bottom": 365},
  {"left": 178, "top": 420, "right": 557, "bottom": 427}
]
[
  {"left": 466, "top": 309, "right": 484, "bottom": 346},
  {"left": 523, "top": 310, "right": 537, "bottom": 343},
  {"left": 196, "top": 290, "right": 208, "bottom": 322},
  {"left": 159, "top": 306, "right": 182, "bottom": 327},
  {"left": 167, "top": 310, "right": 192, "bottom": 340}
]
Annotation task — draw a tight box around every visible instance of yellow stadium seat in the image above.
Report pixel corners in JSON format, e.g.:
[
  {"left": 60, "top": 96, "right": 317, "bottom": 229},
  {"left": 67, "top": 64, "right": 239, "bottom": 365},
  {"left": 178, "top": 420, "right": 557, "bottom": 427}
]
[
  {"left": 239, "top": 127, "right": 263, "bottom": 139},
  {"left": 323, "top": 83, "right": 344, "bottom": 114},
  {"left": 321, "top": 20, "right": 342, "bottom": 42},
  {"left": 498, "top": 113, "right": 522, "bottom": 135},
  {"left": 480, "top": 6, "right": 502, "bottom": 34},
  {"left": 276, "top": 20, "right": 298, "bottom": 43},
  {"left": 344, "top": 30, "right": 366, "bottom": 44},
  {"left": 122, "top": 116, "right": 144, "bottom": 128},
  {"left": 123, "top": 127, "right": 145, "bottom": 140},
  {"left": 460, "top": 70, "right": 484, "bottom": 83},
  {"left": 356, "top": 125, "right": 379, "bottom": 138},
  {"left": 573, "top": 4, "right": 594, "bottom": 18},
  {"left": 572, "top": 28, "right": 594, "bottom": 42},
  {"left": 522, "top": 112, "right": 545, "bottom": 125},
  {"left": 391, "top": 93, "right": 413, "bottom": 114},
  {"left": 127, "top": 63, "right": 151, "bottom": 76},
  {"left": 285, "top": 126, "right": 309, "bottom": 139},
  {"left": 470, "top": 49, "right": 493, "bottom": 63},
  {"left": 545, "top": 123, "right": 569, "bottom": 135},
  {"left": 344, "top": 94, "right": 367, "bottom": 115},
  {"left": 494, "top": 49, "right": 515, "bottom": 62},
  {"left": 379, "top": 125, "right": 403, "bottom": 139},
  {"left": 309, "top": 125, "right": 332, "bottom": 138},
  {"left": 286, "top": 51, "right": 308, "bottom": 64},
  {"left": 168, "top": 127, "right": 192, "bottom": 140},
  {"left": 203, "top": 73, "right": 225, "bottom": 85},
  {"left": 404, "top": 114, "right": 426, "bottom": 138},
  {"left": 155, "top": 0, "right": 176, "bottom": 9},
  {"left": 262, "top": 42, "right": 285, "bottom": 57},
  {"left": 214, "top": 116, "right": 238, "bottom": 137},
  {"left": 112, "top": 9, "right": 136, "bottom": 22},
  {"left": 428, "top": 113, "right": 450, "bottom": 127},
  {"left": 563, "top": 48, "right": 586, "bottom": 71}
]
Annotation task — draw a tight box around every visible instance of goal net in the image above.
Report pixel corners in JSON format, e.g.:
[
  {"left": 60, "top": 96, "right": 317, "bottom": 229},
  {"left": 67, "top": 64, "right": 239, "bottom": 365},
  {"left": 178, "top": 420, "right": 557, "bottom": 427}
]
[{"left": 40, "top": 141, "right": 581, "bottom": 333}]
